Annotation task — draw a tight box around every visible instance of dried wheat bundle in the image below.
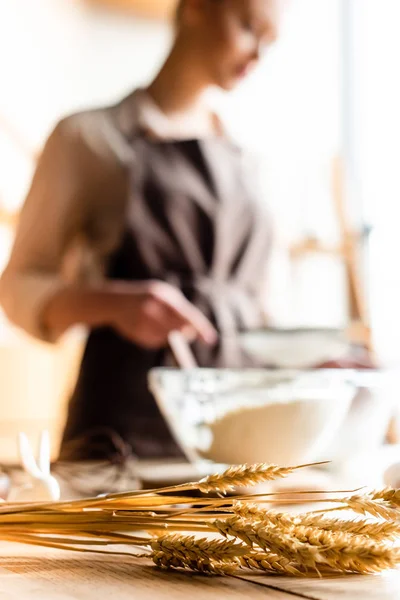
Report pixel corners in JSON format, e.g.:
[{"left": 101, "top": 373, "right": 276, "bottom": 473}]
[{"left": 1, "top": 461, "right": 400, "bottom": 579}]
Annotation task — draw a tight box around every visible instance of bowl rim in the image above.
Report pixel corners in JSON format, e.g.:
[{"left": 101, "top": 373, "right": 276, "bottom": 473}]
[{"left": 148, "top": 367, "right": 392, "bottom": 464}]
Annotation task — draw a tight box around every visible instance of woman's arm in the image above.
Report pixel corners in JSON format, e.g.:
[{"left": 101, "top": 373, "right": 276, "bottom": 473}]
[
  {"left": 0, "top": 117, "right": 88, "bottom": 341},
  {"left": 43, "top": 281, "right": 217, "bottom": 348},
  {"left": 0, "top": 116, "right": 216, "bottom": 347}
]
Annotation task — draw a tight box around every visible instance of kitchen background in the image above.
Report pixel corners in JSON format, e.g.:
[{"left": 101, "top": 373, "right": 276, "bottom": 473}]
[{"left": 0, "top": 0, "right": 399, "bottom": 462}]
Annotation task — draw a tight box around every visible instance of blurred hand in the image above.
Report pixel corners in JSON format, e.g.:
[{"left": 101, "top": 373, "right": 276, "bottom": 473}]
[{"left": 109, "top": 280, "right": 217, "bottom": 349}]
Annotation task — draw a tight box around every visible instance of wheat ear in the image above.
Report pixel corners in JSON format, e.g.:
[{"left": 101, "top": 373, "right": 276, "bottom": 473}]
[
  {"left": 150, "top": 535, "right": 244, "bottom": 574},
  {"left": 238, "top": 552, "right": 304, "bottom": 576},
  {"left": 290, "top": 525, "right": 400, "bottom": 573},
  {"left": 216, "top": 516, "right": 400, "bottom": 574},
  {"left": 233, "top": 504, "right": 400, "bottom": 540},
  {"left": 150, "top": 535, "right": 248, "bottom": 563},
  {"left": 371, "top": 488, "right": 400, "bottom": 509},
  {"left": 198, "top": 462, "right": 323, "bottom": 494},
  {"left": 334, "top": 495, "right": 399, "bottom": 520},
  {"left": 257, "top": 524, "right": 400, "bottom": 574}
]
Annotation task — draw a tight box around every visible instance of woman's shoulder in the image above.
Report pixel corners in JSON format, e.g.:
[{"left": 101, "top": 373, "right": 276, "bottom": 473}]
[{"left": 50, "top": 90, "right": 141, "bottom": 163}]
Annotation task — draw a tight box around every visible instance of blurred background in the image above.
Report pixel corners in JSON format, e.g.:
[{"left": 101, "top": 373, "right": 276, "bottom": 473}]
[{"left": 0, "top": 0, "right": 399, "bottom": 462}]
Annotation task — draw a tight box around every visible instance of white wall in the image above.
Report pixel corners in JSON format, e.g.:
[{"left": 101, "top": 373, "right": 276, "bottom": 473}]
[{"left": 353, "top": 0, "right": 400, "bottom": 363}]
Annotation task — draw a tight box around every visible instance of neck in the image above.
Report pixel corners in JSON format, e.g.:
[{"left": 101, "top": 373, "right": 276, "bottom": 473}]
[{"left": 147, "top": 36, "right": 210, "bottom": 116}]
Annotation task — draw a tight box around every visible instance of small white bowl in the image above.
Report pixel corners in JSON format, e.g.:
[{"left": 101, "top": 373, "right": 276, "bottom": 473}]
[{"left": 149, "top": 368, "right": 356, "bottom": 467}]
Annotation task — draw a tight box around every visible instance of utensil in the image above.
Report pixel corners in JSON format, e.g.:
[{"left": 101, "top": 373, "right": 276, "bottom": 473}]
[{"left": 168, "top": 331, "right": 198, "bottom": 369}]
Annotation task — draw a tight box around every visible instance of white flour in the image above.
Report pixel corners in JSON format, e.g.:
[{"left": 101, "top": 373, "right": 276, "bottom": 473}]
[{"left": 201, "top": 397, "right": 351, "bottom": 466}]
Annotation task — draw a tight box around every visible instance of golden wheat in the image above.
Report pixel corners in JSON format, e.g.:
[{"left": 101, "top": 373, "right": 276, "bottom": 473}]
[
  {"left": 233, "top": 503, "right": 293, "bottom": 526},
  {"left": 150, "top": 536, "right": 242, "bottom": 574},
  {"left": 214, "top": 516, "right": 257, "bottom": 547},
  {"left": 312, "top": 495, "right": 399, "bottom": 520},
  {"left": 0, "top": 461, "right": 400, "bottom": 579},
  {"left": 238, "top": 551, "right": 304, "bottom": 576},
  {"left": 260, "top": 524, "right": 400, "bottom": 574},
  {"left": 371, "top": 488, "right": 400, "bottom": 509},
  {"left": 152, "top": 551, "right": 238, "bottom": 574},
  {"left": 233, "top": 504, "right": 400, "bottom": 540},
  {"left": 337, "top": 495, "right": 398, "bottom": 520},
  {"left": 215, "top": 514, "right": 400, "bottom": 575},
  {"left": 150, "top": 535, "right": 248, "bottom": 562},
  {"left": 300, "top": 515, "right": 400, "bottom": 539},
  {"left": 197, "top": 462, "right": 320, "bottom": 494}
]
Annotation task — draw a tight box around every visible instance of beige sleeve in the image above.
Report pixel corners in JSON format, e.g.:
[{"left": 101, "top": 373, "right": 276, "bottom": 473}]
[{"left": 0, "top": 117, "right": 92, "bottom": 342}]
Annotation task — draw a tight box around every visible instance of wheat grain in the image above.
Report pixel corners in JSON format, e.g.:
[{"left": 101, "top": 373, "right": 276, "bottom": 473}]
[
  {"left": 216, "top": 515, "right": 400, "bottom": 575},
  {"left": 150, "top": 536, "right": 242, "bottom": 574},
  {"left": 150, "top": 535, "right": 248, "bottom": 563},
  {"left": 337, "top": 495, "right": 398, "bottom": 520},
  {"left": 238, "top": 552, "right": 304, "bottom": 576},
  {"left": 198, "top": 463, "right": 318, "bottom": 494},
  {"left": 1, "top": 461, "right": 400, "bottom": 579},
  {"left": 300, "top": 515, "right": 400, "bottom": 539},
  {"left": 214, "top": 517, "right": 257, "bottom": 547},
  {"left": 262, "top": 524, "right": 400, "bottom": 574},
  {"left": 233, "top": 504, "right": 400, "bottom": 541},
  {"left": 233, "top": 503, "right": 293, "bottom": 526},
  {"left": 371, "top": 488, "right": 400, "bottom": 509},
  {"left": 152, "top": 551, "right": 238, "bottom": 574}
]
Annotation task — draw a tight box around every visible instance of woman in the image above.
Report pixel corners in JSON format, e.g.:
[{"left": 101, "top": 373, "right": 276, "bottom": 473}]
[{"left": 0, "top": 0, "right": 285, "bottom": 461}]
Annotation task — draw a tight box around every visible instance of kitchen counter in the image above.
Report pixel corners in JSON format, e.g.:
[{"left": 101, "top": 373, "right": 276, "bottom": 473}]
[{"left": 0, "top": 542, "right": 399, "bottom": 599}]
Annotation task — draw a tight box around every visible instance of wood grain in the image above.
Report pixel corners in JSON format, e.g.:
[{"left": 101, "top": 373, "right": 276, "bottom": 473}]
[{"left": 1, "top": 543, "right": 399, "bottom": 599}]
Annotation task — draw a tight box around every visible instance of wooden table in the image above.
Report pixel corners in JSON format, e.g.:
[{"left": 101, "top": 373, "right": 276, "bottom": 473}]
[
  {"left": 0, "top": 543, "right": 398, "bottom": 599},
  {"left": 2, "top": 457, "right": 398, "bottom": 599}
]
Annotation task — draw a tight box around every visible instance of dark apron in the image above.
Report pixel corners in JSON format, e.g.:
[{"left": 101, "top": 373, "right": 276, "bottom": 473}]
[{"left": 60, "top": 135, "right": 271, "bottom": 461}]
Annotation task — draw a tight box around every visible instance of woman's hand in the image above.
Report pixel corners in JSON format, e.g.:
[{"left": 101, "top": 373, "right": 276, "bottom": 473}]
[
  {"left": 42, "top": 280, "right": 217, "bottom": 348},
  {"left": 108, "top": 280, "right": 217, "bottom": 349}
]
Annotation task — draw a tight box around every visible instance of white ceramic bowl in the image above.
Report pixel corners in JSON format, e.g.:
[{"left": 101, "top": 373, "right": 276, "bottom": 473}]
[{"left": 149, "top": 369, "right": 357, "bottom": 467}]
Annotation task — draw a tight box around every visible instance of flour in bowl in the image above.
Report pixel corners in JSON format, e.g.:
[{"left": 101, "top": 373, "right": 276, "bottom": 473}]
[{"left": 200, "top": 394, "right": 352, "bottom": 466}]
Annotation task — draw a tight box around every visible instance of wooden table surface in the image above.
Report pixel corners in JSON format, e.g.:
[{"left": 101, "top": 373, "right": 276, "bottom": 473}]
[
  {"left": 2, "top": 457, "right": 399, "bottom": 599},
  {"left": 0, "top": 543, "right": 398, "bottom": 600}
]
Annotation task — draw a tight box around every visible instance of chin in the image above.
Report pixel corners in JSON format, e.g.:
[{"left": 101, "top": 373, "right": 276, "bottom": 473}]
[{"left": 216, "top": 77, "right": 241, "bottom": 92}]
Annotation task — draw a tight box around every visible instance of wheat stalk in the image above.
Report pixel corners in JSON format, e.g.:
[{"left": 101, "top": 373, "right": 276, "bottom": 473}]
[
  {"left": 291, "top": 525, "right": 400, "bottom": 573},
  {"left": 232, "top": 504, "right": 400, "bottom": 540},
  {"left": 1, "top": 461, "right": 400, "bottom": 579},
  {"left": 233, "top": 504, "right": 298, "bottom": 527},
  {"left": 260, "top": 525, "right": 400, "bottom": 574},
  {"left": 310, "top": 495, "right": 399, "bottom": 520},
  {"left": 337, "top": 496, "right": 398, "bottom": 520},
  {"left": 215, "top": 515, "right": 400, "bottom": 575},
  {"left": 238, "top": 552, "right": 304, "bottom": 576},
  {"left": 215, "top": 516, "right": 257, "bottom": 547},
  {"left": 371, "top": 488, "right": 400, "bottom": 509},
  {"left": 149, "top": 535, "right": 243, "bottom": 574},
  {"left": 197, "top": 462, "right": 326, "bottom": 494},
  {"left": 298, "top": 515, "right": 400, "bottom": 539},
  {"left": 152, "top": 551, "right": 238, "bottom": 574},
  {"left": 150, "top": 535, "right": 248, "bottom": 562}
]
